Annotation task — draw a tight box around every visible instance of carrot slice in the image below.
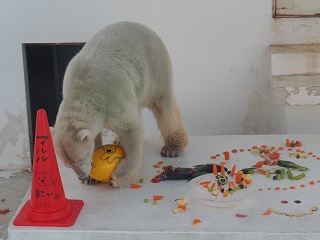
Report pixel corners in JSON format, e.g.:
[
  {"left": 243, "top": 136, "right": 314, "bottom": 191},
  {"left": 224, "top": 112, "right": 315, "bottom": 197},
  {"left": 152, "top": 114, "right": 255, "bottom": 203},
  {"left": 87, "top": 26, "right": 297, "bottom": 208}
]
[
  {"left": 211, "top": 156, "right": 216, "bottom": 160},
  {"left": 131, "top": 184, "right": 142, "bottom": 188},
  {"left": 178, "top": 205, "right": 187, "bottom": 211},
  {"left": 223, "top": 190, "right": 228, "bottom": 197},
  {"left": 279, "top": 146, "right": 284, "bottom": 150},
  {"left": 232, "top": 149, "right": 238, "bottom": 153},
  {"left": 192, "top": 218, "right": 202, "bottom": 225},
  {"left": 229, "top": 165, "right": 237, "bottom": 177},
  {"left": 223, "top": 151, "right": 230, "bottom": 160},
  {"left": 258, "top": 170, "right": 267, "bottom": 175},
  {"left": 153, "top": 164, "right": 161, "bottom": 168},
  {"left": 220, "top": 162, "right": 225, "bottom": 175},
  {"left": 296, "top": 141, "right": 302, "bottom": 147},
  {"left": 263, "top": 210, "right": 271, "bottom": 215},
  {"left": 153, "top": 195, "right": 164, "bottom": 201},
  {"left": 228, "top": 181, "right": 235, "bottom": 189},
  {"left": 269, "top": 152, "right": 280, "bottom": 160},
  {"left": 200, "top": 181, "right": 211, "bottom": 185},
  {"left": 213, "top": 164, "right": 218, "bottom": 176},
  {"left": 235, "top": 171, "right": 243, "bottom": 184},
  {"left": 255, "top": 161, "right": 264, "bottom": 168},
  {"left": 286, "top": 139, "right": 291, "bottom": 147}
]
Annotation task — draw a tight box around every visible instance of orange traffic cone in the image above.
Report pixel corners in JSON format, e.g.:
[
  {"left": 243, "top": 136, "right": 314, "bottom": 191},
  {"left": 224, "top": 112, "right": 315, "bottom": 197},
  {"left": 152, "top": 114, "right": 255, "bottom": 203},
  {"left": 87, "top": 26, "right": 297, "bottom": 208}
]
[{"left": 13, "top": 109, "right": 84, "bottom": 227}]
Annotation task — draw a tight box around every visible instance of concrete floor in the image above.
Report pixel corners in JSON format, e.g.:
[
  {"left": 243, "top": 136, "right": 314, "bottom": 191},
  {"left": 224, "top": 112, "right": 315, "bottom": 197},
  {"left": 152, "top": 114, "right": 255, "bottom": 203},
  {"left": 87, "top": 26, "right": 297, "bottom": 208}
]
[{"left": 0, "top": 170, "right": 32, "bottom": 240}]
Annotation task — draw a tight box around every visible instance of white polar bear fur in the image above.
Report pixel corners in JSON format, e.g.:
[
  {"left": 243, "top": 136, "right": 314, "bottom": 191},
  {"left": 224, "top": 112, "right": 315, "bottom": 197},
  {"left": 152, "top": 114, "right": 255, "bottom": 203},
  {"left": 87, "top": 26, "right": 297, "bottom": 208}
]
[{"left": 52, "top": 22, "right": 188, "bottom": 187}]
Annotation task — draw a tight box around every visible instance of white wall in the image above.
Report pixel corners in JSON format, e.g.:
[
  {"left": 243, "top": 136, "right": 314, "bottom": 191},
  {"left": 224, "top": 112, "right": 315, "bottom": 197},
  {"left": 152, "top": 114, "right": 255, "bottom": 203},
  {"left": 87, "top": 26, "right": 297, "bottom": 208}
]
[{"left": 1, "top": 0, "right": 320, "bottom": 170}]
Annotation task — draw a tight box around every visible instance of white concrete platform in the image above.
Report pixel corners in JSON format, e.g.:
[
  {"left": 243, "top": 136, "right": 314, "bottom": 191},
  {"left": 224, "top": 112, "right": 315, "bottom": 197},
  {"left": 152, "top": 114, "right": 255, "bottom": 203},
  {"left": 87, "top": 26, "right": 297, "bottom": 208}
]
[{"left": 8, "top": 135, "right": 320, "bottom": 240}]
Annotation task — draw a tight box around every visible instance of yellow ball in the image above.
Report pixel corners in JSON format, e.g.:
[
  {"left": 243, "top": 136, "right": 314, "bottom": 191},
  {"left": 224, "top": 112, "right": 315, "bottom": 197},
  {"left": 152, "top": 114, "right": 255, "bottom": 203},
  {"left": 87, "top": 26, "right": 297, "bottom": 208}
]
[{"left": 89, "top": 144, "right": 125, "bottom": 182}]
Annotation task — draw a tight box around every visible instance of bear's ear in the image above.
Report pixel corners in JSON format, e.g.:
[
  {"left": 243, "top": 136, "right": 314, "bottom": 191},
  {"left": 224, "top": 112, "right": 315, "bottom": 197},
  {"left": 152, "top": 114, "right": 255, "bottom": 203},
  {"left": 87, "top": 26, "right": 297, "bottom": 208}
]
[{"left": 76, "top": 129, "right": 92, "bottom": 142}]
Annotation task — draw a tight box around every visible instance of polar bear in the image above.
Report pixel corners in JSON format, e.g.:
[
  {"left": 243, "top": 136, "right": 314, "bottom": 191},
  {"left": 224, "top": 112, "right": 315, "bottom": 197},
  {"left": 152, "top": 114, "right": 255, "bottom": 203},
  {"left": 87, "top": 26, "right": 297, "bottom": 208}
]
[{"left": 52, "top": 22, "right": 188, "bottom": 187}]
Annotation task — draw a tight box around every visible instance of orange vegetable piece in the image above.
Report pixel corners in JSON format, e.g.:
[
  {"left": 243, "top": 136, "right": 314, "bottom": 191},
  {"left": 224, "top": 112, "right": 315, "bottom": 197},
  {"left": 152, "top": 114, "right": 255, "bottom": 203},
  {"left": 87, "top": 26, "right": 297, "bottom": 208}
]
[
  {"left": 300, "top": 184, "right": 305, "bottom": 188},
  {"left": 252, "top": 146, "right": 258, "bottom": 149},
  {"left": 258, "top": 188, "right": 263, "bottom": 191},
  {"left": 261, "top": 145, "right": 267, "bottom": 149},
  {"left": 223, "top": 151, "right": 230, "bottom": 160},
  {"left": 278, "top": 146, "right": 284, "bottom": 150},
  {"left": 153, "top": 164, "right": 161, "bottom": 168},
  {"left": 200, "top": 181, "right": 211, "bottom": 186},
  {"left": 230, "top": 165, "right": 237, "bottom": 177},
  {"left": 235, "top": 171, "right": 243, "bottom": 184},
  {"left": 263, "top": 210, "right": 271, "bottom": 215},
  {"left": 285, "top": 139, "right": 291, "bottom": 147},
  {"left": 310, "top": 181, "right": 315, "bottom": 185},
  {"left": 258, "top": 170, "right": 266, "bottom": 175},
  {"left": 157, "top": 161, "right": 164, "bottom": 165},
  {"left": 130, "top": 184, "right": 142, "bottom": 189},
  {"left": 289, "top": 186, "right": 295, "bottom": 189},
  {"left": 296, "top": 141, "right": 302, "bottom": 147},
  {"left": 210, "top": 182, "right": 216, "bottom": 189},
  {"left": 223, "top": 190, "right": 228, "bottom": 197},
  {"left": 178, "top": 205, "right": 187, "bottom": 211},
  {"left": 240, "top": 149, "right": 245, "bottom": 152},
  {"left": 275, "top": 187, "right": 280, "bottom": 190},
  {"left": 232, "top": 149, "right": 238, "bottom": 153},
  {"left": 213, "top": 164, "right": 218, "bottom": 176},
  {"left": 255, "top": 160, "right": 264, "bottom": 168},
  {"left": 308, "top": 152, "right": 313, "bottom": 155},
  {"left": 211, "top": 156, "right": 216, "bottom": 160},
  {"left": 269, "top": 152, "right": 280, "bottom": 160},
  {"left": 244, "top": 178, "right": 252, "bottom": 185},
  {"left": 220, "top": 162, "right": 225, "bottom": 175},
  {"left": 287, "top": 148, "right": 293, "bottom": 151},
  {"left": 192, "top": 218, "right": 202, "bottom": 225},
  {"left": 228, "top": 181, "right": 235, "bottom": 189},
  {"left": 153, "top": 195, "right": 164, "bottom": 201}
]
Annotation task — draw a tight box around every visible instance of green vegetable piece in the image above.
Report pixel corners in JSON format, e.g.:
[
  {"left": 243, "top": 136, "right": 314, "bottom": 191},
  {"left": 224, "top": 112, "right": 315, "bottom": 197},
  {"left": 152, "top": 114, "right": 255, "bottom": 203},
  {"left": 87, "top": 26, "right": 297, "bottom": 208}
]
[{"left": 278, "top": 160, "right": 309, "bottom": 171}]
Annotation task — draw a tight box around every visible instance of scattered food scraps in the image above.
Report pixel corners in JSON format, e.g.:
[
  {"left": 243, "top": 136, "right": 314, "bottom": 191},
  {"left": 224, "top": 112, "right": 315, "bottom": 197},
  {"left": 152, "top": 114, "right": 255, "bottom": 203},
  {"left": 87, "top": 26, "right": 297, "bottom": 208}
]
[
  {"left": 130, "top": 184, "right": 142, "bottom": 189},
  {"left": 236, "top": 213, "right": 247, "bottom": 218},
  {"left": 173, "top": 198, "right": 188, "bottom": 214},
  {"left": 153, "top": 195, "right": 164, "bottom": 201},
  {"left": 192, "top": 218, "right": 202, "bottom": 225},
  {"left": 264, "top": 206, "right": 318, "bottom": 217},
  {"left": 0, "top": 208, "right": 10, "bottom": 214}
]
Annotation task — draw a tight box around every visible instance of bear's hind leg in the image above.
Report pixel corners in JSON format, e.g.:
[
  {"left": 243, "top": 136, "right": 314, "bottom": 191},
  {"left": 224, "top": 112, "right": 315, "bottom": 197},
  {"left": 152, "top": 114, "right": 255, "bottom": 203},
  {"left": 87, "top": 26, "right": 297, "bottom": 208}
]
[{"left": 151, "top": 96, "right": 188, "bottom": 157}]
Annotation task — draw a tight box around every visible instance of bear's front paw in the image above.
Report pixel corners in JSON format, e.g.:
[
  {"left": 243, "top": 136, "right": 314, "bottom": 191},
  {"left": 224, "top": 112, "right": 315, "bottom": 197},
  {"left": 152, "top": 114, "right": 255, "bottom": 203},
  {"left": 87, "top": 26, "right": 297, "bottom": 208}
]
[
  {"left": 110, "top": 159, "right": 138, "bottom": 187},
  {"left": 161, "top": 145, "right": 183, "bottom": 157},
  {"left": 84, "top": 176, "right": 101, "bottom": 185}
]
